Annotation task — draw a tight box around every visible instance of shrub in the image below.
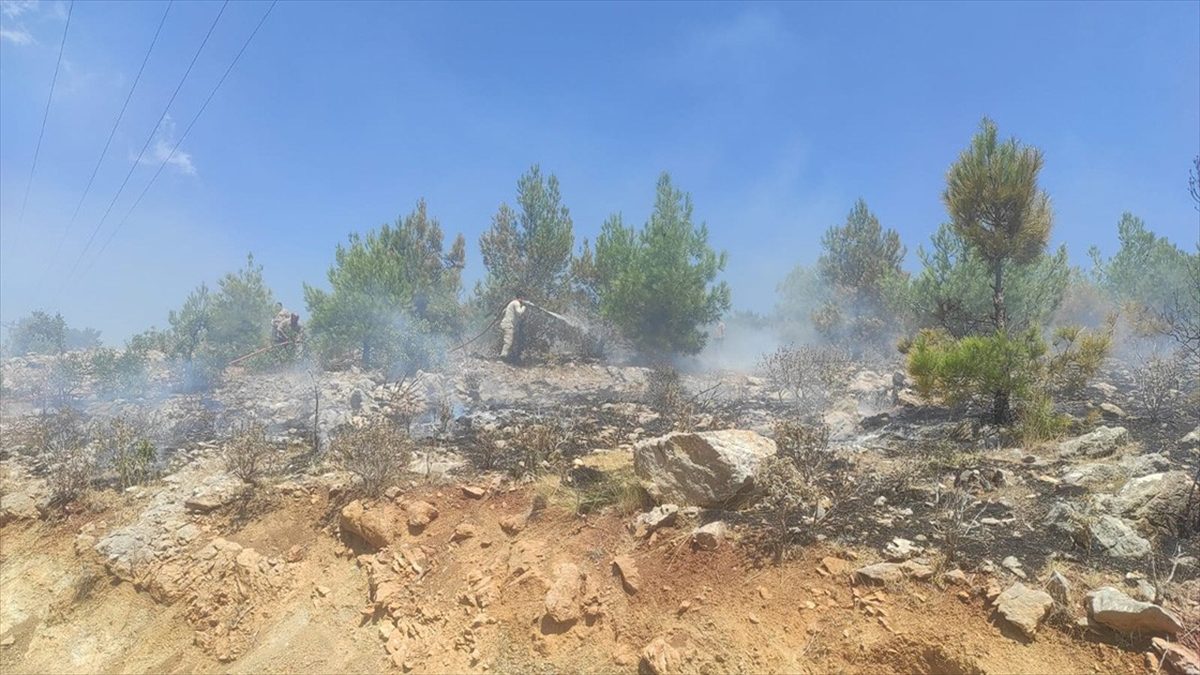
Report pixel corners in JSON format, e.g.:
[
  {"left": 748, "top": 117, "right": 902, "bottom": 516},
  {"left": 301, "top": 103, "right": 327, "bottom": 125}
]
[
  {"left": 224, "top": 422, "right": 278, "bottom": 486},
  {"left": 94, "top": 413, "right": 159, "bottom": 489},
  {"left": 1131, "top": 351, "right": 1187, "bottom": 423},
  {"left": 908, "top": 328, "right": 1045, "bottom": 424},
  {"left": 1044, "top": 321, "right": 1113, "bottom": 399},
  {"left": 36, "top": 411, "right": 96, "bottom": 507},
  {"left": 758, "top": 344, "right": 851, "bottom": 418},
  {"left": 90, "top": 347, "right": 150, "bottom": 400},
  {"left": 753, "top": 455, "right": 813, "bottom": 564},
  {"left": 334, "top": 422, "right": 411, "bottom": 497},
  {"left": 753, "top": 421, "right": 850, "bottom": 564},
  {"left": 514, "top": 414, "right": 572, "bottom": 479},
  {"left": 6, "top": 311, "right": 102, "bottom": 356},
  {"left": 910, "top": 322, "right": 1112, "bottom": 429}
]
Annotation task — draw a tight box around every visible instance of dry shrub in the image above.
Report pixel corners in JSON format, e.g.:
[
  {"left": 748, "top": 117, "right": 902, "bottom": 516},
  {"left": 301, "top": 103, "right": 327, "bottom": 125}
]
[
  {"left": 644, "top": 363, "right": 724, "bottom": 432},
  {"left": 752, "top": 421, "right": 852, "bottom": 564},
  {"left": 224, "top": 422, "right": 279, "bottom": 486},
  {"left": 514, "top": 414, "right": 572, "bottom": 479},
  {"left": 94, "top": 412, "right": 159, "bottom": 489},
  {"left": 1132, "top": 351, "right": 1188, "bottom": 422},
  {"left": 753, "top": 455, "right": 814, "bottom": 564},
  {"left": 334, "top": 422, "right": 412, "bottom": 497},
  {"left": 36, "top": 410, "right": 96, "bottom": 507},
  {"left": 378, "top": 375, "right": 424, "bottom": 431},
  {"left": 758, "top": 344, "right": 851, "bottom": 418},
  {"left": 933, "top": 489, "right": 986, "bottom": 569}
]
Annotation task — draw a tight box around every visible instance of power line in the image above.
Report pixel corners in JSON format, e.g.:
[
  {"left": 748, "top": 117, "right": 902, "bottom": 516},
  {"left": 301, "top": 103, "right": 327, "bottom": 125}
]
[
  {"left": 53, "top": 0, "right": 173, "bottom": 261},
  {"left": 79, "top": 0, "right": 279, "bottom": 279},
  {"left": 65, "top": 0, "right": 230, "bottom": 280},
  {"left": 16, "top": 0, "right": 73, "bottom": 228}
]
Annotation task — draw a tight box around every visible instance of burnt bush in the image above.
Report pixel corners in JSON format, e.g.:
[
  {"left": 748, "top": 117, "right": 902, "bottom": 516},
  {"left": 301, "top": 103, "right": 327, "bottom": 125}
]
[
  {"left": 758, "top": 344, "right": 851, "bottom": 418},
  {"left": 224, "top": 422, "right": 280, "bottom": 487},
  {"left": 334, "top": 422, "right": 412, "bottom": 497},
  {"left": 36, "top": 410, "right": 97, "bottom": 507}
]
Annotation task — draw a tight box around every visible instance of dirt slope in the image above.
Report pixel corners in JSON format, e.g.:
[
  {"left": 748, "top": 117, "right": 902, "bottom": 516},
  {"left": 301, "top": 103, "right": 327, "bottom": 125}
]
[{"left": 1, "top": 477, "right": 1146, "bottom": 675}]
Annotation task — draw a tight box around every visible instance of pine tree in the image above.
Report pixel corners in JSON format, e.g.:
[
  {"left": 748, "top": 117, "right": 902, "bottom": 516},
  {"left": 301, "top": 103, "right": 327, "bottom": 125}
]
[
  {"left": 943, "top": 117, "right": 1053, "bottom": 334},
  {"left": 305, "top": 200, "right": 465, "bottom": 371},
  {"left": 941, "top": 118, "right": 1054, "bottom": 422},
  {"left": 594, "top": 172, "right": 730, "bottom": 356},
  {"left": 477, "top": 165, "right": 574, "bottom": 314}
]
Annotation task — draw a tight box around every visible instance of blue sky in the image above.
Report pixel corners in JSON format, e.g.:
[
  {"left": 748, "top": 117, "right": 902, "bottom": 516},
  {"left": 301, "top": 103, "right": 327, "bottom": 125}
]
[{"left": 1, "top": 0, "right": 1198, "bottom": 343}]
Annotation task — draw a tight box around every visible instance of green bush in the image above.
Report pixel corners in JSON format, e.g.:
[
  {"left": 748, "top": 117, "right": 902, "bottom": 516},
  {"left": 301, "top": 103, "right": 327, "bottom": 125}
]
[
  {"left": 908, "top": 328, "right": 1046, "bottom": 424},
  {"left": 167, "top": 255, "right": 280, "bottom": 388},
  {"left": 95, "top": 414, "right": 158, "bottom": 489},
  {"left": 6, "top": 311, "right": 101, "bottom": 356},
  {"left": 908, "top": 324, "right": 1110, "bottom": 427}
]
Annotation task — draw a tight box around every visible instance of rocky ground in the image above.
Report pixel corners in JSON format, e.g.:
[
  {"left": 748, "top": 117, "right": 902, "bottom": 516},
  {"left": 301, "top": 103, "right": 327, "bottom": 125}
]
[{"left": 0, "top": 350, "right": 1197, "bottom": 674}]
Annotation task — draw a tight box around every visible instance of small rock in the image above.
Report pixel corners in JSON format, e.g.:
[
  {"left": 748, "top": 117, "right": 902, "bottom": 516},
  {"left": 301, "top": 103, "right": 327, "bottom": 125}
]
[
  {"left": 451, "top": 523, "right": 478, "bottom": 543},
  {"left": 1088, "top": 587, "right": 1183, "bottom": 636},
  {"left": 1099, "top": 402, "right": 1126, "bottom": 420},
  {"left": 500, "top": 514, "right": 527, "bottom": 535},
  {"left": 1091, "top": 515, "right": 1151, "bottom": 559},
  {"left": 691, "top": 521, "right": 727, "bottom": 550},
  {"left": 316, "top": 585, "right": 331, "bottom": 597},
  {"left": 612, "top": 555, "right": 641, "bottom": 595},
  {"left": 1046, "top": 571, "right": 1071, "bottom": 608},
  {"left": 995, "top": 582, "right": 1053, "bottom": 638},
  {"left": 544, "top": 562, "right": 585, "bottom": 625},
  {"left": 1152, "top": 637, "right": 1200, "bottom": 675},
  {"left": 942, "top": 569, "right": 968, "bottom": 585},
  {"left": 405, "top": 501, "right": 439, "bottom": 532},
  {"left": 853, "top": 560, "right": 932, "bottom": 585},
  {"left": 462, "top": 486, "right": 486, "bottom": 499},
  {"left": 640, "top": 637, "right": 683, "bottom": 675},
  {"left": 1001, "top": 556, "right": 1027, "bottom": 580},
  {"left": 883, "top": 537, "right": 921, "bottom": 562},
  {"left": 634, "top": 505, "right": 679, "bottom": 537}
]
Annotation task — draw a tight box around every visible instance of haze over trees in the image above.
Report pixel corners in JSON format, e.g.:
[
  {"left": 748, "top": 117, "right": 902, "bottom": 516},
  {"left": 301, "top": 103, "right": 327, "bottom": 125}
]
[{"left": 304, "top": 200, "right": 466, "bottom": 373}]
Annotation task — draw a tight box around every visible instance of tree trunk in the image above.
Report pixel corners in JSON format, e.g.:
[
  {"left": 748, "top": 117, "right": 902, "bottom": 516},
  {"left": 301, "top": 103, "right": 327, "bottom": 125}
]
[
  {"left": 991, "top": 260, "right": 1009, "bottom": 424},
  {"left": 991, "top": 260, "right": 1006, "bottom": 332}
]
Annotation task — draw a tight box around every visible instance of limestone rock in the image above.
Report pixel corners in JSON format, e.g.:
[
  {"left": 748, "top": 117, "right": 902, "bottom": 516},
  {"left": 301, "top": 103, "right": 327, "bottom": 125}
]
[
  {"left": 640, "top": 637, "right": 683, "bottom": 675},
  {"left": 692, "top": 521, "right": 727, "bottom": 550},
  {"left": 995, "top": 582, "right": 1053, "bottom": 638},
  {"left": 853, "top": 560, "right": 932, "bottom": 585},
  {"left": 451, "top": 523, "right": 478, "bottom": 543},
  {"left": 1108, "top": 471, "right": 1194, "bottom": 530},
  {"left": 340, "top": 500, "right": 393, "bottom": 550},
  {"left": 633, "top": 505, "right": 679, "bottom": 537},
  {"left": 544, "top": 562, "right": 586, "bottom": 625},
  {"left": 1179, "top": 427, "right": 1200, "bottom": 451},
  {"left": 1088, "top": 587, "right": 1183, "bottom": 636},
  {"left": 1057, "top": 426, "right": 1128, "bottom": 458},
  {"left": 1091, "top": 515, "right": 1151, "bottom": 559},
  {"left": 612, "top": 555, "right": 640, "bottom": 594},
  {"left": 1152, "top": 637, "right": 1200, "bottom": 675},
  {"left": 405, "top": 501, "right": 438, "bottom": 532},
  {"left": 633, "top": 430, "right": 776, "bottom": 507}
]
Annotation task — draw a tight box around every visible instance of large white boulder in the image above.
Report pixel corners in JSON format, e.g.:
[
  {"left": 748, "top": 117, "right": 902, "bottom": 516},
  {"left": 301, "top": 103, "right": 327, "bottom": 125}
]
[
  {"left": 633, "top": 430, "right": 776, "bottom": 508},
  {"left": 1088, "top": 587, "right": 1183, "bottom": 636}
]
